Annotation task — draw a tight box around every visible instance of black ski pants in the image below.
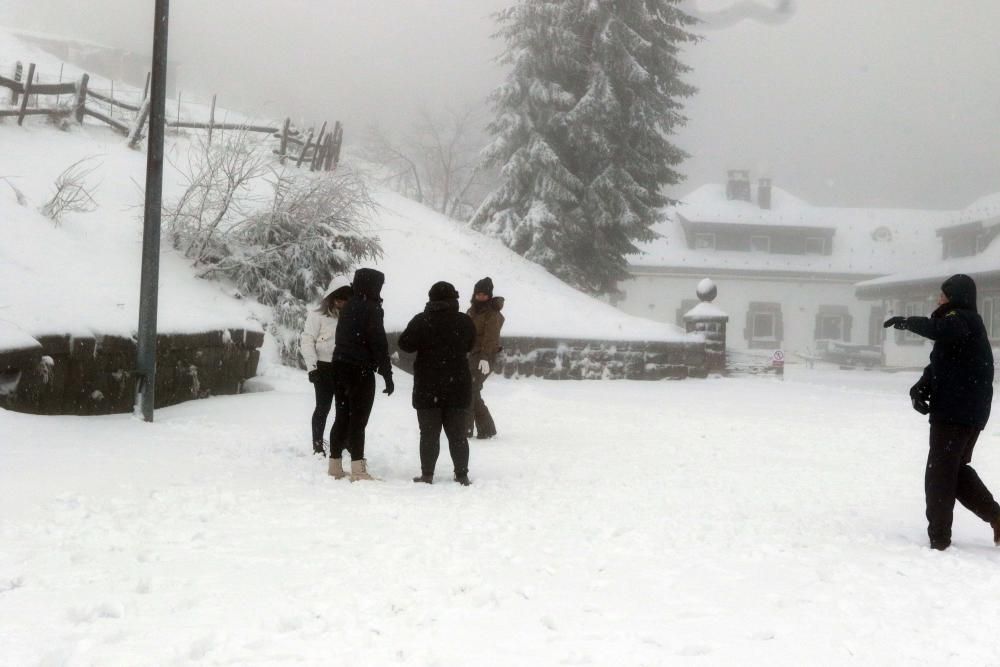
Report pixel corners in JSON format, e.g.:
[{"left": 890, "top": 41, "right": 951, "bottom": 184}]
[
  {"left": 417, "top": 407, "right": 469, "bottom": 477},
  {"left": 925, "top": 423, "right": 1000, "bottom": 546},
  {"left": 330, "top": 361, "right": 376, "bottom": 461},
  {"left": 310, "top": 361, "right": 336, "bottom": 444}
]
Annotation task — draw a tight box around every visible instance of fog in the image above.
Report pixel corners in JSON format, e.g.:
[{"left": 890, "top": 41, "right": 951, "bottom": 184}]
[{"left": 2, "top": 0, "right": 998, "bottom": 209}]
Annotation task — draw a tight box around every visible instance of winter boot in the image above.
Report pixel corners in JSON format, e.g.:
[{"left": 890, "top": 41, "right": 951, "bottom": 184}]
[
  {"left": 350, "top": 459, "right": 378, "bottom": 482},
  {"left": 454, "top": 473, "right": 472, "bottom": 486},
  {"left": 313, "top": 440, "right": 326, "bottom": 457},
  {"left": 992, "top": 515, "right": 1000, "bottom": 546},
  {"left": 328, "top": 457, "right": 347, "bottom": 479},
  {"left": 412, "top": 474, "right": 434, "bottom": 484}
]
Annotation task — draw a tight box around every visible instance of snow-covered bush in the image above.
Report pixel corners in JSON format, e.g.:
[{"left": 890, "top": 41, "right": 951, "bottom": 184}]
[
  {"left": 201, "top": 168, "right": 381, "bottom": 364},
  {"left": 166, "top": 133, "right": 381, "bottom": 365}
]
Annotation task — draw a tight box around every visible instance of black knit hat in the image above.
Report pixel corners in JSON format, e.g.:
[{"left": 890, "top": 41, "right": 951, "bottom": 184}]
[
  {"left": 941, "top": 274, "right": 977, "bottom": 311},
  {"left": 428, "top": 281, "right": 459, "bottom": 302},
  {"left": 473, "top": 276, "right": 494, "bottom": 297}
]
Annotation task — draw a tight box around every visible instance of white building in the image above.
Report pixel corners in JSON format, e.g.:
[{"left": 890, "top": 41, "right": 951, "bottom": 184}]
[
  {"left": 856, "top": 192, "right": 1000, "bottom": 368},
  {"left": 615, "top": 171, "right": 950, "bottom": 361}
]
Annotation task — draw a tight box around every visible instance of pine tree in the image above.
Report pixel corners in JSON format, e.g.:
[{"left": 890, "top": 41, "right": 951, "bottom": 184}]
[{"left": 472, "top": 0, "right": 698, "bottom": 294}]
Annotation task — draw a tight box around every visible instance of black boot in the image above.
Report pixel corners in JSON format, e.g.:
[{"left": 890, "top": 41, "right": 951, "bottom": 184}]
[
  {"left": 312, "top": 440, "right": 326, "bottom": 457},
  {"left": 413, "top": 474, "right": 434, "bottom": 484},
  {"left": 454, "top": 473, "right": 472, "bottom": 486}
]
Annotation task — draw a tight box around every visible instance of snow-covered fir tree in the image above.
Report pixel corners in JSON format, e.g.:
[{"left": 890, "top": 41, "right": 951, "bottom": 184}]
[{"left": 472, "top": 0, "right": 698, "bottom": 294}]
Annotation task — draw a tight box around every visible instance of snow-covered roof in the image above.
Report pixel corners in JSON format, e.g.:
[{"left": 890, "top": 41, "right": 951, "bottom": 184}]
[
  {"left": 630, "top": 183, "right": 952, "bottom": 276},
  {"left": 857, "top": 190, "right": 1000, "bottom": 294}
]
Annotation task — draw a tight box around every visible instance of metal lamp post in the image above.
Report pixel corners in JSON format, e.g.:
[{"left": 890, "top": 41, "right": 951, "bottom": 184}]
[{"left": 136, "top": 0, "right": 170, "bottom": 421}]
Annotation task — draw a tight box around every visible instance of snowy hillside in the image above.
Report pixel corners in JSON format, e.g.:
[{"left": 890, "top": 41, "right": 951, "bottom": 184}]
[{"left": 0, "top": 25, "right": 685, "bottom": 358}]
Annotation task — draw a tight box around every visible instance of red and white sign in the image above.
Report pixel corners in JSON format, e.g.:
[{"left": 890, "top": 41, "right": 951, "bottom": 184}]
[{"left": 771, "top": 350, "right": 785, "bottom": 367}]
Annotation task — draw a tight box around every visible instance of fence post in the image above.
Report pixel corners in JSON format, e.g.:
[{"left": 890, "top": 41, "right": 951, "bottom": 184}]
[
  {"left": 278, "top": 117, "right": 290, "bottom": 164},
  {"left": 331, "top": 121, "right": 343, "bottom": 169},
  {"left": 10, "top": 61, "right": 22, "bottom": 106},
  {"left": 17, "top": 63, "right": 36, "bottom": 126},
  {"left": 207, "top": 93, "right": 216, "bottom": 144},
  {"left": 310, "top": 121, "right": 328, "bottom": 171},
  {"left": 74, "top": 73, "right": 89, "bottom": 124},
  {"left": 312, "top": 136, "right": 328, "bottom": 172},
  {"left": 296, "top": 128, "right": 314, "bottom": 168},
  {"left": 128, "top": 98, "right": 152, "bottom": 148},
  {"left": 56, "top": 63, "right": 64, "bottom": 105}
]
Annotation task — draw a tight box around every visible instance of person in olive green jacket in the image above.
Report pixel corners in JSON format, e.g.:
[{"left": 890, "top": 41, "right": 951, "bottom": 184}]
[{"left": 467, "top": 277, "right": 505, "bottom": 439}]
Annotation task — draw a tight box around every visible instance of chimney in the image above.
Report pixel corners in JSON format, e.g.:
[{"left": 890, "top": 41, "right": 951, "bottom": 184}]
[
  {"left": 726, "top": 169, "right": 751, "bottom": 202},
  {"left": 758, "top": 177, "right": 772, "bottom": 210}
]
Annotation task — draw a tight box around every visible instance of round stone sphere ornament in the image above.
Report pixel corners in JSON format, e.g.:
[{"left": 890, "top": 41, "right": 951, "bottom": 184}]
[{"left": 696, "top": 278, "right": 718, "bottom": 302}]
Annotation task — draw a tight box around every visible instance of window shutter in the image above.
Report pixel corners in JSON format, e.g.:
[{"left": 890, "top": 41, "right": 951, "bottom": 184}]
[
  {"left": 775, "top": 310, "right": 784, "bottom": 343},
  {"left": 844, "top": 314, "right": 853, "bottom": 342}
]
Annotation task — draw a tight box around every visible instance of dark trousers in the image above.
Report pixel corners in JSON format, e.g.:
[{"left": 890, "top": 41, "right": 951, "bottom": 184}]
[
  {"left": 330, "top": 361, "right": 376, "bottom": 460},
  {"left": 467, "top": 362, "right": 497, "bottom": 437},
  {"left": 418, "top": 407, "right": 469, "bottom": 476},
  {"left": 310, "top": 361, "right": 336, "bottom": 444},
  {"left": 925, "top": 423, "right": 1000, "bottom": 546}
]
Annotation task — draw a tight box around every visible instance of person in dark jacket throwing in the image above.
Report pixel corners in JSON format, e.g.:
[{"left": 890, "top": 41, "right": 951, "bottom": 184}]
[
  {"left": 398, "top": 281, "right": 476, "bottom": 485},
  {"left": 884, "top": 274, "right": 1000, "bottom": 550},
  {"left": 330, "top": 268, "right": 394, "bottom": 481},
  {"left": 467, "top": 277, "right": 505, "bottom": 439}
]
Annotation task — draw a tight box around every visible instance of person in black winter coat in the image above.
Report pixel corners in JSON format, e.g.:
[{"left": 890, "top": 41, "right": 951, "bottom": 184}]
[
  {"left": 397, "top": 281, "right": 476, "bottom": 485},
  {"left": 884, "top": 274, "right": 1000, "bottom": 550},
  {"left": 330, "top": 268, "right": 394, "bottom": 481}
]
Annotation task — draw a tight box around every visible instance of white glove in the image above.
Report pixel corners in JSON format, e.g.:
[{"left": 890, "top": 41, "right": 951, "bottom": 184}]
[{"left": 478, "top": 359, "right": 491, "bottom": 375}]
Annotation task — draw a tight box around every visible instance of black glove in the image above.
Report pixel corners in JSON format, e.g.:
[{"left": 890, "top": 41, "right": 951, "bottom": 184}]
[
  {"left": 308, "top": 369, "right": 319, "bottom": 383},
  {"left": 382, "top": 374, "right": 394, "bottom": 396},
  {"left": 883, "top": 316, "right": 907, "bottom": 330},
  {"left": 911, "top": 398, "right": 930, "bottom": 415}
]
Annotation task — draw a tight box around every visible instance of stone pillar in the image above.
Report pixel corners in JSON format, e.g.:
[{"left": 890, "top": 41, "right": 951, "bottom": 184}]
[{"left": 683, "top": 278, "right": 729, "bottom": 372}]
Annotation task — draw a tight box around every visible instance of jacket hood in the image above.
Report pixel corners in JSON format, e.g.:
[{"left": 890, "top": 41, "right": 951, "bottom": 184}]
[
  {"left": 351, "top": 268, "right": 385, "bottom": 301},
  {"left": 425, "top": 299, "right": 459, "bottom": 313},
  {"left": 942, "top": 274, "right": 977, "bottom": 312}
]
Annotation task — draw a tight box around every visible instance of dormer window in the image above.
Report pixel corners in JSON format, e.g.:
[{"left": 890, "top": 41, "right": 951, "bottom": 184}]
[
  {"left": 805, "top": 237, "right": 826, "bottom": 254},
  {"left": 750, "top": 235, "right": 771, "bottom": 253},
  {"left": 694, "top": 233, "right": 715, "bottom": 250}
]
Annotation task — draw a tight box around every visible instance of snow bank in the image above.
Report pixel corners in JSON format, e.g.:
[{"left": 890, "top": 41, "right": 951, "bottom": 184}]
[{"left": 370, "top": 192, "right": 689, "bottom": 341}]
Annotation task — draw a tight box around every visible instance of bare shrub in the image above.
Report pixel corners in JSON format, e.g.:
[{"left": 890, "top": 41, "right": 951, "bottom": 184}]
[{"left": 39, "top": 157, "right": 101, "bottom": 223}]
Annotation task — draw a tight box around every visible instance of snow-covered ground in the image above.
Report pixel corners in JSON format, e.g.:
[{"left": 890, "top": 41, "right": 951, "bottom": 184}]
[{"left": 4, "top": 365, "right": 1000, "bottom": 665}]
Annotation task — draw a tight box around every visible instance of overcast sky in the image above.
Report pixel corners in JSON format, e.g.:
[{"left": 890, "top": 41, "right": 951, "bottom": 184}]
[{"left": 1, "top": 0, "right": 998, "bottom": 209}]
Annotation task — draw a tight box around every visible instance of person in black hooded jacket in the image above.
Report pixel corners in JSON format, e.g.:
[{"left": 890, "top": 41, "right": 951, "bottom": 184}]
[
  {"left": 884, "top": 274, "right": 1000, "bottom": 550},
  {"left": 330, "top": 268, "right": 394, "bottom": 481},
  {"left": 398, "top": 281, "right": 476, "bottom": 485}
]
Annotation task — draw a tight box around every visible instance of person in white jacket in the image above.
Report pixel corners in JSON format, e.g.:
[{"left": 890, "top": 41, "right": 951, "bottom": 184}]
[{"left": 301, "top": 282, "right": 353, "bottom": 464}]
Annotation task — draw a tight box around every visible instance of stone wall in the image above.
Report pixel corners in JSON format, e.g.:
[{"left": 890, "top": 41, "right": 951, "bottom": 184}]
[
  {"left": 389, "top": 333, "right": 708, "bottom": 380},
  {"left": 0, "top": 329, "right": 264, "bottom": 415}
]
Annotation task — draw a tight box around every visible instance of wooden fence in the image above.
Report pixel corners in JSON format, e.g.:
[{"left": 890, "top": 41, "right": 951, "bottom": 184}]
[{"left": 0, "top": 60, "right": 342, "bottom": 171}]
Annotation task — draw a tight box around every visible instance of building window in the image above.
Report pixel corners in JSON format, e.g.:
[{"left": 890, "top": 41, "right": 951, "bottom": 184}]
[
  {"left": 753, "top": 312, "right": 775, "bottom": 339},
  {"left": 694, "top": 233, "right": 715, "bottom": 250},
  {"left": 983, "top": 295, "right": 1000, "bottom": 339},
  {"left": 744, "top": 302, "right": 783, "bottom": 349},
  {"left": 814, "top": 305, "right": 852, "bottom": 342},
  {"left": 750, "top": 235, "right": 771, "bottom": 253},
  {"left": 805, "top": 237, "right": 826, "bottom": 254}
]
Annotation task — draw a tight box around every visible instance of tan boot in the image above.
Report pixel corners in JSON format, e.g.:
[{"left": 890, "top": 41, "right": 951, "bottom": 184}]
[
  {"left": 328, "top": 457, "right": 347, "bottom": 479},
  {"left": 350, "top": 459, "right": 378, "bottom": 482}
]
